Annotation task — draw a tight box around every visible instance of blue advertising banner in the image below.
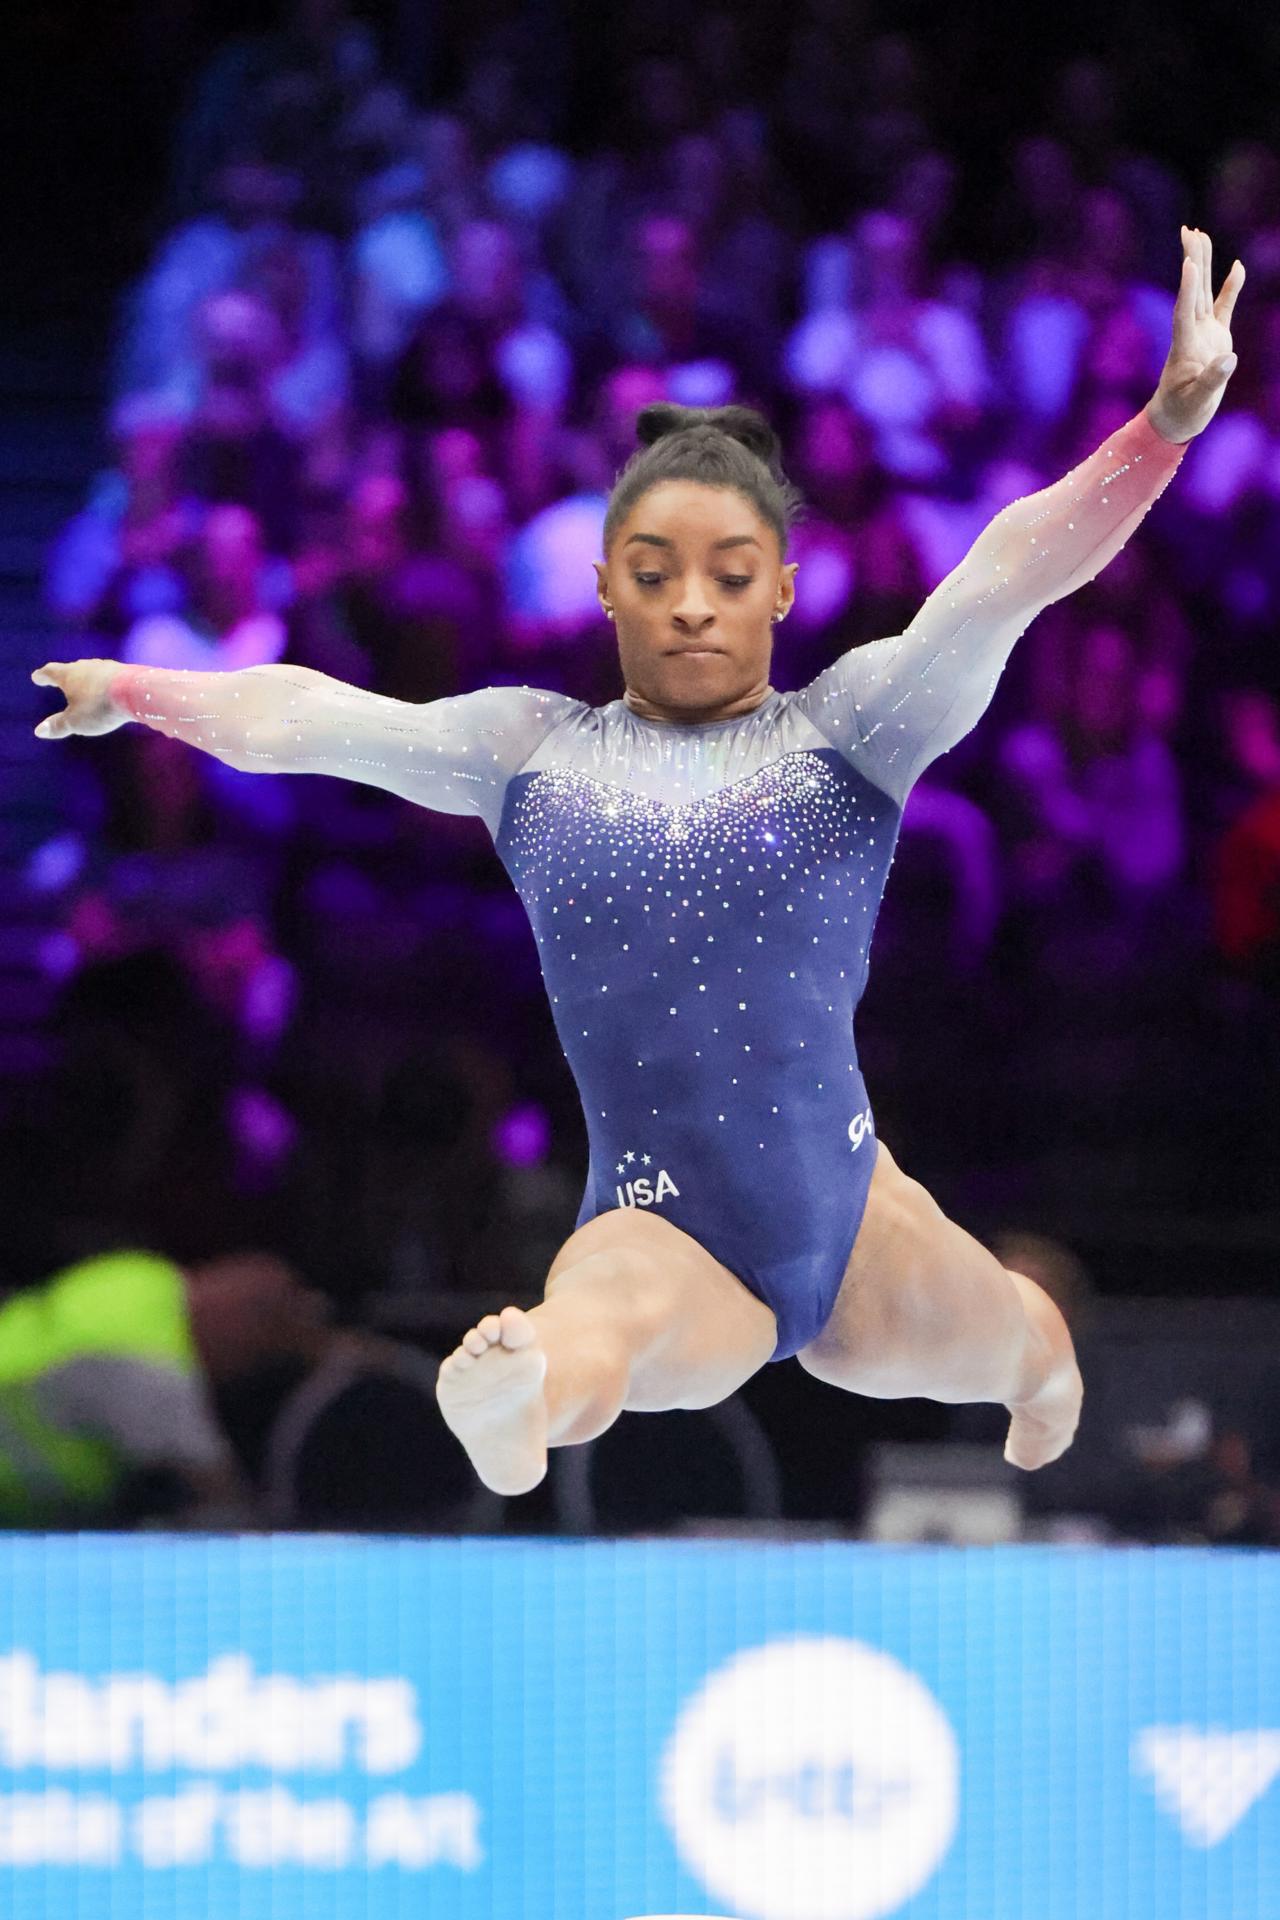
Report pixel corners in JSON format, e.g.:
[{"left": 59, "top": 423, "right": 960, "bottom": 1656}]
[{"left": 0, "top": 1534, "right": 1275, "bottom": 1919}]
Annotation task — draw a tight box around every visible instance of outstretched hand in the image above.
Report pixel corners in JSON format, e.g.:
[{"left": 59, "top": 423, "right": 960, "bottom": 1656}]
[
  {"left": 1146, "top": 225, "right": 1245, "bottom": 444},
  {"left": 31, "top": 659, "right": 128, "bottom": 738}
]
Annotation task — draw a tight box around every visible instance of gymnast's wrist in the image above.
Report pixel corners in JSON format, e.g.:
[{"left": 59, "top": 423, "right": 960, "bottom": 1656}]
[{"left": 1142, "top": 394, "right": 1193, "bottom": 446}]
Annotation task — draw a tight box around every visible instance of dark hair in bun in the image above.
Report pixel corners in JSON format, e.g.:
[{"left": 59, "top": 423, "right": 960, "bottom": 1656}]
[{"left": 602, "top": 402, "right": 807, "bottom": 559}]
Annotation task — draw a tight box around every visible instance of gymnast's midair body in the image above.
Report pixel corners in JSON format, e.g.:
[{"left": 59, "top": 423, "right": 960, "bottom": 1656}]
[{"left": 35, "top": 225, "right": 1243, "bottom": 1495}]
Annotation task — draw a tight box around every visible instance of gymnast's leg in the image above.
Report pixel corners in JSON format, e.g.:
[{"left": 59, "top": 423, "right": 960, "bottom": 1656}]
[
  {"left": 436, "top": 1209, "right": 779, "bottom": 1495},
  {"left": 796, "top": 1138, "right": 1084, "bottom": 1471}
]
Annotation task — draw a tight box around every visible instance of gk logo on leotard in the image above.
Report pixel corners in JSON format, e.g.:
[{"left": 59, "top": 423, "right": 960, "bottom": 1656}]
[
  {"left": 615, "top": 1149, "right": 680, "bottom": 1210},
  {"left": 848, "top": 1106, "right": 874, "bottom": 1150}
]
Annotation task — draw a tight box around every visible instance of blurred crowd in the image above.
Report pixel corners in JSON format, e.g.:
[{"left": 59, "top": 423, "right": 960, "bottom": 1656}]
[{"left": 13, "top": 2, "right": 1280, "bottom": 1537}]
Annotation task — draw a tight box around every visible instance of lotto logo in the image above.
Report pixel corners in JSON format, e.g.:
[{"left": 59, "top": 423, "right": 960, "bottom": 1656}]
[
  {"left": 659, "top": 1636, "right": 959, "bottom": 1919},
  {"left": 848, "top": 1107, "right": 874, "bottom": 1150}
]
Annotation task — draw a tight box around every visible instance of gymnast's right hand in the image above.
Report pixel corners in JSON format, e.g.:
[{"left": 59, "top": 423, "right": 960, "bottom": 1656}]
[{"left": 31, "top": 659, "right": 129, "bottom": 738}]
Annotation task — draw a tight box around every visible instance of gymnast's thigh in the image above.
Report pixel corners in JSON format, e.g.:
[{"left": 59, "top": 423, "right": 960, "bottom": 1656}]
[
  {"left": 543, "top": 1207, "right": 779, "bottom": 1412},
  {"left": 795, "top": 1133, "right": 953, "bottom": 1381}
]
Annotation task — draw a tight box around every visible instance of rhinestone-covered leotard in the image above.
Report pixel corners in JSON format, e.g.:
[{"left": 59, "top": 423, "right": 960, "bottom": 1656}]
[{"left": 109, "top": 409, "right": 1186, "bottom": 1359}]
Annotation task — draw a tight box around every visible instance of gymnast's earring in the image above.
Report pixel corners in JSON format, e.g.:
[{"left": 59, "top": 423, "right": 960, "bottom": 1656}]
[{"left": 603, "top": 606, "right": 615, "bottom": 620}]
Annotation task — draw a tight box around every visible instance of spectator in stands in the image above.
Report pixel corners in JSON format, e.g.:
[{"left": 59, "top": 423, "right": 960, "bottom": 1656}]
[
  {"left": 995, "top": 618, "right": 1187, "bottom": 980},
  {"left": 163, "top": 2, "right": 382, "bottom": 219},
  {"left": 116, "top": 160, "right": 331, "bottom": 400},
  {"left": 348, "top": 158, "right": 449, "bottom": 406},
  {"left": 1107, "top": 1412, "right": 1278, "bottom": 1547},
  {"left": 660, "top": 127, "right": 793, "bottom": 345},
  {"left": 121, "top": 502, "right": 286, "bottom": 674},
  {"left": 388, "top": 297, "right": 511, "bottom": 480},
  {"left": 98, "top": 727, "right": 224, "bottom": 862},
  {"left": 783, "top": 206, "right": 992, "bottom": 485},
  {"left": 290, "top": 470, "right": 466, "bottom": 701},
  {"left": 770, "top": 395, "right": 866, "bottom": 683},
  {"left": 112, "top": 500, "right": 302, "bottom": 836},
  {"left": 35, "top": 937, "right": 287, "bottom": 1259},
  {"left": 608, "top": 210, "right": 778, "bottom": 401},
  {"left": 455, "top": 43, "right": 548, "bottom": 158},
  {"left": 0, "top": 1248, "right": 330, "bottom": 1530},
  {"left": 892, "top": 785, "right": 1003, "bottom": 978},
  {"left": 409, "top": 111, "right": 487, "bottom": 253},
  {"left": 0, "top": 1238, "right": 473, "bottom": 1535},
  {"left": 1206, "top": 684, "right": 1280, "bottom": 843},
  {"left": 180, "top": 288, "right": 309, "bottom": 550},
  {"left": 1212, "top": 730, "right": 1280, "bottom": 997},
  {"left": 330, "top": 76, "right": 417, "bottom": 201},
  {"left": 1170, "top": 312, "right": 1280, "bottom": 689},
  {"left": 349, "top": 1036, "right": 575, "bottom": 1301},
  {"left": 45, "top": 392, "right": 201, "bottom": 643},
  {"left": 772, "top": 14, "right": 870, "bottom": 217},
  {"left": 556, "top": 361, "right": 669, "bottom": 501},
  {"left": 0, "top": 1255, "right": 225, "bottom": 1528},
  {"left": 239, "top": 223, "right": 350, "bottom": 442}
]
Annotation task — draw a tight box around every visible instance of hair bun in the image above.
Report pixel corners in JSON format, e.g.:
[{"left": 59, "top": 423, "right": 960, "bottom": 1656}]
[{"left": 635, "top": 402, "right": 783, "bottom": 475}]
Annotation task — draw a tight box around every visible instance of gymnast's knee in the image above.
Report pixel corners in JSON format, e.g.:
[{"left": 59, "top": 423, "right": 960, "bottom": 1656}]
[{"left": 543, "top": 1245, "right": 676, "bottom": 1361}]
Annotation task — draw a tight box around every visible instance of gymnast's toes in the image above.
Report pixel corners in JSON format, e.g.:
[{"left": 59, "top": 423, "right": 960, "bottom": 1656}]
[
  {"left": 1003, "top": 1364, "right": 1083, "bottom": 1471},
  {"left": 435, "top": 1306, "right": 549, "bottom": 1495},
  {"left": 442, "top": 1305, "right": 539, "bottom": 1372}
]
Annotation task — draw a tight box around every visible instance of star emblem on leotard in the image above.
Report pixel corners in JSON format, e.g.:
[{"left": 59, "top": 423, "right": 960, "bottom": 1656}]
[{"left": 616, "top": 1148, "right": 654, "bottom": 1174}]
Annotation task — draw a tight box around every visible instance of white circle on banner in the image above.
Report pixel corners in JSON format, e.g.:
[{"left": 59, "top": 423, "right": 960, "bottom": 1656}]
[{"left": 658, "top": 1635, "right": 959, "bottom": 1920}]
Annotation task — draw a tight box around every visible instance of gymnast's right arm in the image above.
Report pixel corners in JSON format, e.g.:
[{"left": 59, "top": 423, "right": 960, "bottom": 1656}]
[{"left": 31, "top": 658, "right": 579, "bottom": 836}]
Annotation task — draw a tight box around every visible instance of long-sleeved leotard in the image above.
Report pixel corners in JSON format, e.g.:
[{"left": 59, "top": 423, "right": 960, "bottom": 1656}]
[{"left": 108, "top": 408, "right": 1186, "bottom": 1359}]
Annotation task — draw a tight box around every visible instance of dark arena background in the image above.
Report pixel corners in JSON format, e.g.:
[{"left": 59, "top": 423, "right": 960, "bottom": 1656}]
[{"left": 1, "top": 1, "right": 1278, "bottom": 1914}]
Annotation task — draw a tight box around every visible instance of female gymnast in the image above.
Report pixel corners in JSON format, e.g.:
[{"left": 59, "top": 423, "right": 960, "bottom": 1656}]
[{"left": 34, "top": 224, "right": 1243, "bottom": 1498}]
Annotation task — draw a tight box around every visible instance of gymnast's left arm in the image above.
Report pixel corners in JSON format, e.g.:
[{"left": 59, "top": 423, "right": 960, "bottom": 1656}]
[{"left": 794, "top": 225, "right": 1246, "bottom": 808}]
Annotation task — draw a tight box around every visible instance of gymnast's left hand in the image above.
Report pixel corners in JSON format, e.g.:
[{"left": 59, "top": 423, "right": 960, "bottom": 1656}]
[{"left": 1145, "top": 225, "right": 1245, "bottom": 444}]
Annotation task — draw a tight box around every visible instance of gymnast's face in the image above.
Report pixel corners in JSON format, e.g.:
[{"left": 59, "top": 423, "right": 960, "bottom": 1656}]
[{"left": 596, "top": 481, "right": 798, "bottom": 726}]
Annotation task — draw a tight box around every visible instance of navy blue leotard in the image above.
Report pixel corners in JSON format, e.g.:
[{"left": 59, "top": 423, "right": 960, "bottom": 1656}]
[{"left": 112, "top": 408, "right": 1186, "bottom": 1361}]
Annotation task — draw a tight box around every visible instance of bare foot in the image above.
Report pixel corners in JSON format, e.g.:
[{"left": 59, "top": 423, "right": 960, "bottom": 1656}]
[
  {"left": 1004, "top": 1361, "right": 1084, "bottom": 1470},
  {"left": 1003, "top": 1273, "right": 1084, "bottom": 1471},
  {"left": 436, "top": 1305, "right": 549, "bottom": 1495}
]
